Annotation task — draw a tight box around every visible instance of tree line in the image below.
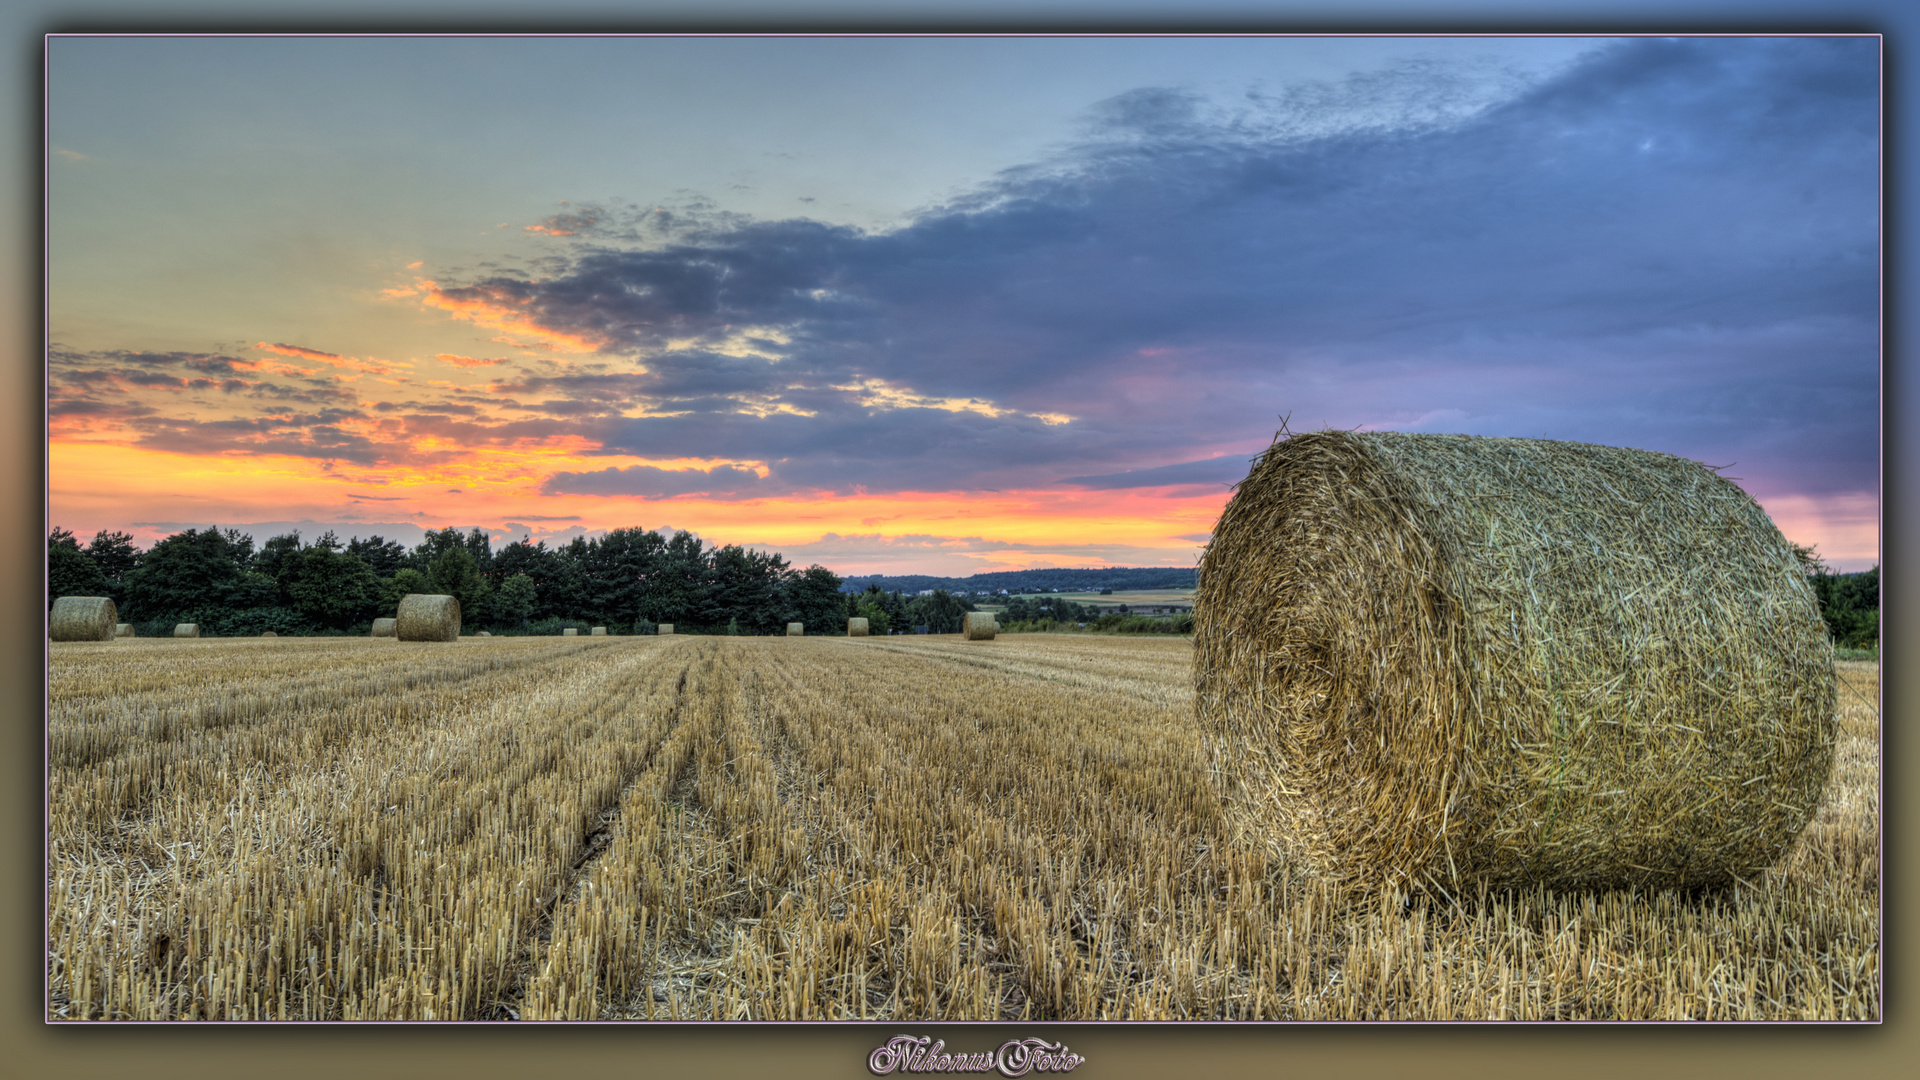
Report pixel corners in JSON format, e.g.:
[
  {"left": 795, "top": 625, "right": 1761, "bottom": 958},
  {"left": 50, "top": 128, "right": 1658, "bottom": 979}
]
[{"left": 48, "top": 525, "right": 868, "bottom": 638}]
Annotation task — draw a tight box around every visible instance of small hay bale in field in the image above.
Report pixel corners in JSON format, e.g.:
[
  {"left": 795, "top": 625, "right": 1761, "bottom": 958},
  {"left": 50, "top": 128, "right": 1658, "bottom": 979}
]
[
  {"left": 50, "top": 596, "right": 116, "bottom": 641},
  {"left": 564, "top": 627, "right": 578, "bottom": 636},
  {"left": 395, "top": 594, "right": 460, "bottom": 642},
  {"left": 260, "top": 631, "right": 277, "bottom": 638},
  {"left": 962, "top": 612, "right": 998, "bottom": 640},
  {"left": 477, "top": 631, "right": 491, "bottom": 637},
  {"left": 173, "top": 623, "right": 199, "bottom": 638},
  {"left": 787, "top": 622, "right": 804, "bottom": 636},
  {"left": 114, "top": 623, "right": 133, "bottom": 638},
  {"left": 591, "top": 626, "right": 607, "bottom": 636},
  {"left": 848, "top": 617, "right": 869, "bottom": 637},
  {"left": 1194, "top": 430, "right": 1837, "bottom": 894},
  {"left": 371, "top": 618, "right": 397, "bottom": 638},
  {"left": 658, "top": 623, "right": 673, "bottom": 635}
]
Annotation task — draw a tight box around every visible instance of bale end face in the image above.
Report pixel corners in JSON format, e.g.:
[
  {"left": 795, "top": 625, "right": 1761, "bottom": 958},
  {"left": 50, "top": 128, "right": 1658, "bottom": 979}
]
[
  {"left": 658, "top": 623, "right": 674, "bottom": 635},
  {"left": 395, "top": 594, "right": 461, "bottom": 642},
  {"left": 173, "top": 623, "right": 199, "bottom": 638},
  {"left": 962, "top": 612, "right": 998, "bottom": 640},
  {"left": 50, "top": 596, "right": 117, "bottom": 642},
  {"left": 848, "top": 617, "right": 869, "bottom": 637},
  {"left": 371, "top": 617, "right": 397, "bottom": 638},
  {"left": 787, "top": 622, "right": 804, "bottom": 636},
  {"left": 591, "top": 626, "right": 607, "bottom": 636},
  {"left": 1194, "top": 429, "right": 1838, "bottom": 894}
]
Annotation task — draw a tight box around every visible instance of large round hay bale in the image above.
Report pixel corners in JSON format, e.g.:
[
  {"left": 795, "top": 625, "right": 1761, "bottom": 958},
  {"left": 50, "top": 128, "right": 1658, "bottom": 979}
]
[
  {"left": 371, "top": 618, "right": 397, "bottom": 638},
  {"left": 1195, "top": 430, "right": 1837, "bottom": 894},
  {"left": 658, "top": 623, "right": 673, "bottom": 635},
  {"left": 962, "top": 612, "right": 998, "bottom": 640},
  {"left": 848, "top": 617, "right": 869, "bottom": 637},
  {"left": 591, "top": 626, "right": 607, "bottom": 636},
  {"left": 50, "top": 596, "right": 116, "bottom": 641},
  {"left": 395, "top": 594, "right": 460, "bottom": 642},
  {"left": 787, "top": 622, "right": 804, "bottom": 636},
  {"left": 173, "top": 623, "right": 199, "bottom": 638},
  {"left": 114, "top": 623, "right": 133, "bottom": 638},
  {"left": 563, "top": 627, "right": 578, "bottom": 636}
]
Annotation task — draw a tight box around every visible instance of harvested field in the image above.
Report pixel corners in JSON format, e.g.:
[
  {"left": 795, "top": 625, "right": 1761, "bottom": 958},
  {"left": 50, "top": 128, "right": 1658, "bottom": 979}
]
[{"left": 46, "top": 636, "right": 1877, "bottom": 1021}]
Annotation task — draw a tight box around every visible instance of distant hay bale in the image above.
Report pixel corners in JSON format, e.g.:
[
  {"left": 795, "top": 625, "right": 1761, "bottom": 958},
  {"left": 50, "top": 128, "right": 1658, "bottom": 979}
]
[
  {"left": 658, "top": 623, "right": 673, "bottom": 635},
  {"left": 173, "top": 623, "right": 199, "bottom": 638},
  {"left": 962, "top": 612, "right": 998, "bottom": 640},
  {"left": 787, "top": 622, "right": 805, "bottom": 636},
  {"left": 591, "top": 626, "right": 607, "bottom": 636},
  {"left": 395, "top": 594, "right": 460, "bottom": 642},
  {"left": 564, "top": 628, "right": 578, "bottom": 637},
  {"left": 371, "top": 618, "right": 397, "bottom": 638},
  {"left": 50, "top": 596, "right": 116, "bottom": 641},
  {"left": 848, "top": 617, "right": 869, "bottom": 637},
  {"left": 477, "top": 631, "right": 491, "bottom": 637},
  {"left": 260, "top": 631, "right": 277, "bottom": 638},
  {"left": 1194, "top": 430, "right": 1837, "bottom": 894},
  {"left": 114, "top": 623, "right": 133, "bottom": 638}
]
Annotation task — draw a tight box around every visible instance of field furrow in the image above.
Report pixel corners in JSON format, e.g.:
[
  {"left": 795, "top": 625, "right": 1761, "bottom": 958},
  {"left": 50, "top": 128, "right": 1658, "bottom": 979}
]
[{"left": 46, "top": 637, "right": 1878, "bottom": 1021}]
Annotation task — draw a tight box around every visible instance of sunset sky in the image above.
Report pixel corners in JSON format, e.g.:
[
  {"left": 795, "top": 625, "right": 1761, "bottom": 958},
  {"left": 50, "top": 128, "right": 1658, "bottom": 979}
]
[{"left": 46, "top": 34, "right": 1880, "bottom": 575}]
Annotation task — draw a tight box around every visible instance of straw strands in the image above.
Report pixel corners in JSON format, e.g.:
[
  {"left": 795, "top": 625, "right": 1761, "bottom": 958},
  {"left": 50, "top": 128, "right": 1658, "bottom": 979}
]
[
  {"left": 396, "top": 594, "right": 461, "bottom": 642},
  {"left": 962, "top": 612, "right": 998, "bottom": 640},
  {"left": 848, "top": 617, "right": 869, "bottom": 637},
  {"left": 50, "top": 597, "right": 117, "bottom": 642},
  {"left": 45, "top": 635, "right": 1875, "bottom": 1021},
  {"left": 1194, "top": 431, "right": 1837, "bottom": 894}
]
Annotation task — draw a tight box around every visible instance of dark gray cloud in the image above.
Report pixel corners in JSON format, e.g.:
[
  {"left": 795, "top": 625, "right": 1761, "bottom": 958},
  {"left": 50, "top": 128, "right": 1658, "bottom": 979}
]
[
  {"left": 543, "top": 463, "right": 772, "bottom": 499},
  {"left": 416, "top": 37, "right": 1874, "bottom": 505}
]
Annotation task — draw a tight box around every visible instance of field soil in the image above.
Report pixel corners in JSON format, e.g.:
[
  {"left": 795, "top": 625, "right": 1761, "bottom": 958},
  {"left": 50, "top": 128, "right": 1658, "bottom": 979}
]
[{"left": 47, "top": 636, "right": 1878, "bottom": 1020}]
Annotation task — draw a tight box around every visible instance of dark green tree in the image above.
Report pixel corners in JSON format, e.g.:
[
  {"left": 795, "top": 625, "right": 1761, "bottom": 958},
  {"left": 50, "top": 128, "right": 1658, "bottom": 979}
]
[
  {"left": 120, "top": 527, "right": 256, "bottom": 626},
  {"left": 382, "top": 567, "right": 431, "bottom": 612},
  {"left": 786, "top": 565, "right": 845, "bottom": 634},
  {"left": 48, "top": 528, "right": 108, "bottom": 608},
  {"left": 427, "top": 546, "right": 491, "bottom": 624},
  {"left": 347, "top": 535, "right": 410, "bottom": 578},
  {"left": 282, "top": 536, "right": 381, "bottom": 630},
  {"left": 85, "top": 530, "right": 140, "bottom": 605},
  {"left": 492, "top": 572, "right": 537, "bottom": 629}
]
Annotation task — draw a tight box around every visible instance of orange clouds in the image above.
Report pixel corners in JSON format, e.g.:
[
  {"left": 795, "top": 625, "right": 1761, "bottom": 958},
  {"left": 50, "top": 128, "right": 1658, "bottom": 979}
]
[
  {"left": 255, "top": 342, "right": 403, "bottom": 376},
  {"left": 411, "top": 280, "right": 602, "bottom": 354},
  {"left": 435, "top": 353, "right": 509, "bottom": 369}
]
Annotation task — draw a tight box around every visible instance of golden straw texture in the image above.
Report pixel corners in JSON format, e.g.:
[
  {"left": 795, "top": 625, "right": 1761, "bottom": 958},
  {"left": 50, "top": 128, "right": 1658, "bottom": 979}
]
[
  {"left": 172, "top": 624, "right": 199, "bottom": 639},
  {"left": 962, "top": 612, "right": 998, "bottom": 641},
  {"left": 848, "top": 617, "right": 869, "bottom": 637},
  {"left": 1194, "top": 431, "right": 1837, "bottom": 894},
  {"left": 396, "top": 594, "right": 461, "bottom": 643},
  {"left": 371, "top": 618, "right": 397, "bottom": 638},
  {"left": 50, "top": 597, "right": 117, "bottom": 642},
  {"left": 787, "top": 623, "right": 804, "bottom": 636}
]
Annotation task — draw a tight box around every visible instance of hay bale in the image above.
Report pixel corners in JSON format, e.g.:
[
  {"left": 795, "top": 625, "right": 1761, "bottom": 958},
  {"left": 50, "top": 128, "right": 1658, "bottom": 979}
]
[
  {"left": 848, "top": 617, "right": 869, "bottom": 637},
  {"left": 371, "top": 618, "right": 397, "bottom": 638},
  {"left": 591, "top": 626, "right": 607, "bottom": 636},
  {"left": 173, "top": 623, "right": 199, "bottom": 638},
  {"left": 658, "top": 623, "right": 673, "bottom": 635},
  {"left": 114, "top": 623, "right": 133, "bottom": 638},
  {"left": 50, "top": 596, "right": 116, "bottom": 641},
  {"left": 395, "top": 594, "right": 460, "bottom": 642},
  {"left": 962, "top": 612, "right": 998, "bottom": 640},
  {"left": 477, "top": 631, "right": 491, "bottom": 638},
  {"left": 563, "top": 627, "right": 578, "bottom": 636},
  {"left": 260, "top": 631, "right": 277, "bottom": 638},
  {"left": 1194, "top": 430, "right": 1837, "bottom": 894},
  {"left": 787, "top": 622, "right": 804, "bottom": 636}
]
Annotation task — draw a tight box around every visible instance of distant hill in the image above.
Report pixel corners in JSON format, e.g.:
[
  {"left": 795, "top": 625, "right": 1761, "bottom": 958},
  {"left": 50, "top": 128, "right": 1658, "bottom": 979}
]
[{"left": 839, "top": 566, "right": 1198, "bottom": 595}]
